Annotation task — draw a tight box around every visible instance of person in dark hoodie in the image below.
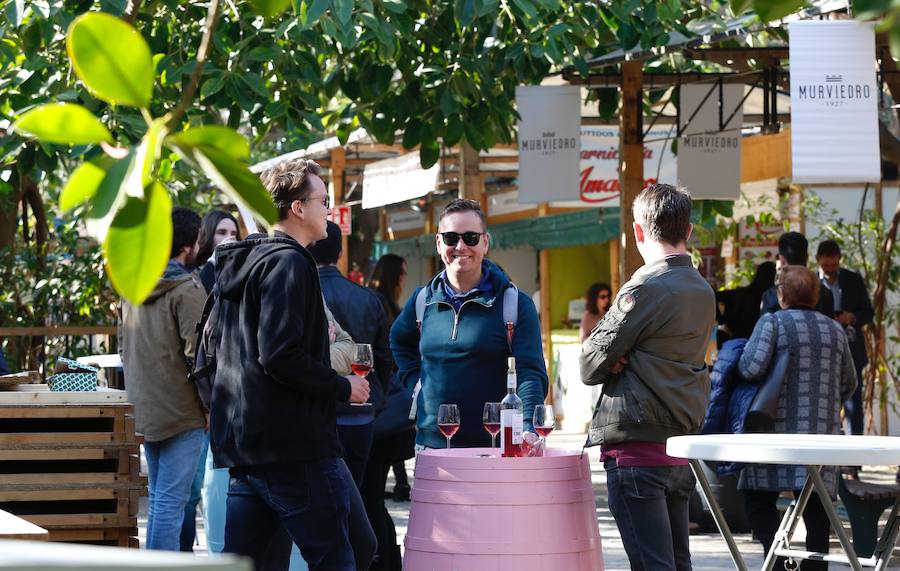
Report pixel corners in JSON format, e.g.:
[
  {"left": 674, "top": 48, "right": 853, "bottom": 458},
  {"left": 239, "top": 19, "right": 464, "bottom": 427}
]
[
  {"left": 210, "top": 158, "right": 375, "bottom": 571},
  {"left": 119, "top": 207, "right": 208, "bottom": 551}
]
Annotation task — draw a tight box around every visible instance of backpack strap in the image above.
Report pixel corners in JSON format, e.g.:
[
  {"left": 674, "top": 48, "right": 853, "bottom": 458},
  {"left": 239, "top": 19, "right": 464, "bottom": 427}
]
[{"left": 414, "top": 286, "right": 428, "bottom": 332}]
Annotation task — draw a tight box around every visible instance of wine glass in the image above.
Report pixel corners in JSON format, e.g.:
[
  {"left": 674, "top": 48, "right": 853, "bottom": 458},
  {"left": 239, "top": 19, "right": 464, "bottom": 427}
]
[
  {"left": 483, "top": 402, "right": 501, "bottom": 448},
  {"left": 437, "top": 404, "right": 460, "bottom": 448},
  {"left": 351, "top": 343, "right": 373, "bottom": 378},
  {"left": 533, "top": 404, "right": 554, "bottom": 447}
]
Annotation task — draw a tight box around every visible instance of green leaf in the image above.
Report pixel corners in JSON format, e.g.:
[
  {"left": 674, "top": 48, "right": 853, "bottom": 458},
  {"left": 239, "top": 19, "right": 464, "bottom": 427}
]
[
  {"left": 60, "top": 158, "right": 110, "bottom": 211},
  {"left": 382, "top": 0, "right": 406, "bottom": 13},
  {"left": 891, "top": 24, "right": 900, "bottom": 60},
  {"left": 730, "top": 0, "right": 753, "bottom": 15},
  {"left": 332, "top": 0, "right": 353, "bottom": 24},
  {"left": 850, "top": 0, "right": 890, "bottom": 19},
  {"left": 137, "top": 119, "right": 167, "bottom": 187},
  {"left": 85, "top": 151, "right": 136, "bottom": 241},
  {"left": 67, "top": 12, "right": 154, "bottom": 108},
  {"left": 240, "top": 73, "right": 269, "bottom": 98},
  {"left": 454, "top": 0, "right": 476, "bottom": 26},
  {"left": 249, "top": 0, "right": 291, "bottom": 18},
  {"left": 104, "top": 180, "right": 173, "bottom": 305},
  {"left": 5, "top": 0, "right": 24, "bottom": 28},
  {"left": 597, "top": 87, "right": 619, "bottom": 119},
  {"left": 420, "top": 141, "right": 440, "bottom": 169},
  {"left": 511, "top": 0, "right": 538, "bottom": 20},
  {"left": 200, "top": 75, "right": 226, "bottom": 99},
  {"left": 166, "top": 126, "right": 251, "bottom": 160},
  {"left": 178, "top": 145, "right": 278, "bottom": 226},
  {"left": 752, "top": 0, "right": 807, "bottom": 22},
  {"left": 12, "top": 103, "right": 112, "bottom": 145},
  {"left": 299, "top": 0, "right": 329, "bottom": 27}
]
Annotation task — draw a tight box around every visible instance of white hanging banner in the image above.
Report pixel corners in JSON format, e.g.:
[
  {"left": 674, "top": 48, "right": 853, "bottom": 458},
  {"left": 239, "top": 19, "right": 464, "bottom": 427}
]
[
  {"left": 560, "top": 125, "right": 678, "bottom": 208},
  {"left": 362, "top": 151, "right": 439, "bottom": 209},
  {"left": 516, "top": 85, "right": 581, "bottom": 203},
  {"left": 790, "top": 20, "right": 880, "bottom": 183},
  {"left": 677, "top": 84, "right": 744, "bottom": 200}
]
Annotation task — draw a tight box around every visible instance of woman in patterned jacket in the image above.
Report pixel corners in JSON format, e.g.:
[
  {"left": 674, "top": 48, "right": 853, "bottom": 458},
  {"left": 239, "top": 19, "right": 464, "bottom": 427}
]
[{"left": 738, "top": 266, "right": 857, "bottom": 571}]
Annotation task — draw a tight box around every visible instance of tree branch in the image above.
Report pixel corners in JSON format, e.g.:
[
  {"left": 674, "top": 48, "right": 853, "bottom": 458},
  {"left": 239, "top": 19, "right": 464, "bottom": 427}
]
[
  {"left": 123, "top": 0, "right": 143, "bottom": 25},
  {"left": 166, "top": 0, "right": 221, "bottom": 130}
]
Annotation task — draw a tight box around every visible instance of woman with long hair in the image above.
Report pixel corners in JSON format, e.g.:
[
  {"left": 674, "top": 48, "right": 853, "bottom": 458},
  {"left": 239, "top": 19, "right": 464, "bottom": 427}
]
[
  {"left": 364, "top": 253, "right": 412, "bottom": 571},
  {"left": 196, "top": 210, "right": 240, "bottom": 294},
  {"left": 580, "top": 282, "right": 612, "bottom": 342}
]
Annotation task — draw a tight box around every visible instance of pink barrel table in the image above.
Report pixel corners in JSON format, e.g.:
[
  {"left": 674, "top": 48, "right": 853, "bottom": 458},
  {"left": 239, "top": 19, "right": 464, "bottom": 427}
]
[{"left": 404, "top": 448, "right": 604, "bottom": 570}]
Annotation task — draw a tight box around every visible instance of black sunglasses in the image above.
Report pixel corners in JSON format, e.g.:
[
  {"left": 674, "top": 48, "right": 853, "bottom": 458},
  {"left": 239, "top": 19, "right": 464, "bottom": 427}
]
[{"left": 439, "top": 231, "right": 483, "bottom": 247}]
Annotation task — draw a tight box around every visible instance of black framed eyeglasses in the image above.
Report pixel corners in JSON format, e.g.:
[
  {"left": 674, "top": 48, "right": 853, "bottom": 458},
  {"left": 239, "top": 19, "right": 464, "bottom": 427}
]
[
  {"left": 439, "top": 231, "right": 483, "bottom": 247},
  {"left": 299, "top": 194, "right": 330, "bottom": 209}
]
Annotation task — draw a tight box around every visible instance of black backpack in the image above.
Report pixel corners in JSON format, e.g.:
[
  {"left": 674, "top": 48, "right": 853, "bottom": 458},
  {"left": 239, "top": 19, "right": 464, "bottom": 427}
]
[{"left": 188, "top": 286, "right": 221, "bottom": 411}]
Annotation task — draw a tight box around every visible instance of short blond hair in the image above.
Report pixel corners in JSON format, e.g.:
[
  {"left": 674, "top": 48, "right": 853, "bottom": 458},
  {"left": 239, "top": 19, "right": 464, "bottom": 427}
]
[{"left": 778, "top": 266, "right": 820, "bottom": 308}]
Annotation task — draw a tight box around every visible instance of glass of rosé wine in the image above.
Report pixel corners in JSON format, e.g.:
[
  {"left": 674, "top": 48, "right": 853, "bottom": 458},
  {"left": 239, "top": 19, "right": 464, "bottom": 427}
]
[
  {"left": 437, "top": 404, "right": 460, "bottom": 448},
  {"left": 533, "top": 404, "right": 554, "bottom": 447},
  {"left": 483, "top": 402, "right": 501, "bottom": 448}
]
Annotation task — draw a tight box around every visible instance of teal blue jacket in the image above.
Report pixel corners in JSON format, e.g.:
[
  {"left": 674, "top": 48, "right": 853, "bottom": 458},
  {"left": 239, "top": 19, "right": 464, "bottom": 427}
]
[{"left": 390, "top": 261, "right": 548, "bottom": 449}]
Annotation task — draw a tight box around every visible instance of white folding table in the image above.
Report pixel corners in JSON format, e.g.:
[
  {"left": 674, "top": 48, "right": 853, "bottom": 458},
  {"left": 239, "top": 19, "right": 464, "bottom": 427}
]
[{"left": 667, "top": 434, "right": 900, "bottom": 571}]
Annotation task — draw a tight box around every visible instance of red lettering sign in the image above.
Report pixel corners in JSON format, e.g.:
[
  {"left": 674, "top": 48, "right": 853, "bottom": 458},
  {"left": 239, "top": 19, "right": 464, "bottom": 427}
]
[{"left": 329, "top": 205, "right": 352, "bottom": 236}]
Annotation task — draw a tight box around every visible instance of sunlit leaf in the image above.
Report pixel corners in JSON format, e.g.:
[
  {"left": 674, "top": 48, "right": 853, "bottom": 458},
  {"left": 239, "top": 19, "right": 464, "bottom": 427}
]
[
  {"left": 12, "top": 103, "right": 112, "bottom": 145},
  {"left": 174, "top": 144, "right": 278, "bottom": 226},
  {"left": 166, "top": 126, "right": 251, "bottom": 160},
  {"left": 752, "top": 0, "right": 807, "bottom": 22},
  {"left": 104, "top": 180, "right": 173, "bottom": 305},
  {"left": 250, "top": 0, "right": 291, "bottom": 18},
  {"left": 85, "top": 151, "right": 136, "bottom": 241},
  {"left": 60, "top": 158, "right": 111, "bottom": 211},
  {"left": 67, "top": 12, "right": 154, "bottom": 107}
]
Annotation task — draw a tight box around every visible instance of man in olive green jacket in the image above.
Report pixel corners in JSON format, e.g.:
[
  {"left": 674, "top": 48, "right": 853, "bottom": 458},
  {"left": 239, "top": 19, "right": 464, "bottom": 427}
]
[
  {"left": 580, "top": 184, "right": 715, "bottom": 571},
  {"left": 120, "top": 207, "right": 207, "bottom": 551}
]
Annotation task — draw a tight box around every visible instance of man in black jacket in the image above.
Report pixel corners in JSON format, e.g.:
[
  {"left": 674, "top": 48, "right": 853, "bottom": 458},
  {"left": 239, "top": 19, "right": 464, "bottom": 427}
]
[
  {"left": 817, "top": 239, "right": 874, "bottom": 436},
  {"left": 761, "top": 231, "right": 834, "bottom": 317},
  {"left": 308, "top": 221, "right": 392, "bottom": 485},
  {"left": 211, "top": 158, "right": 375, "bottom": 571}
]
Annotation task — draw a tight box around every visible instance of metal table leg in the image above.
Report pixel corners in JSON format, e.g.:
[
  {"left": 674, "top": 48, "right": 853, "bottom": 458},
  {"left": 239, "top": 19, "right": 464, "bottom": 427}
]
[
  {"left": 689, "top": 459, "right": 749, "bottom": 571},
  {"left": 873, "top": 497, "right": 900, "bottom": 571},
  {"left": 806, "top": 465, "right": 864, "bottom": 571},
  {"left": 763, "top": 476, "right": 815, "bottom": 571}
]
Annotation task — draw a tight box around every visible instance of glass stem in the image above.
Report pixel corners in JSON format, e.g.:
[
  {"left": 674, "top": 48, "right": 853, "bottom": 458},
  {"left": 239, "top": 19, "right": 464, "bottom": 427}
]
[
  {"left": 491, "top": 434, "right": 497, "bottom": 448},
  {"left": 447, "top": 436, "right": 451, "bottom": 449}
]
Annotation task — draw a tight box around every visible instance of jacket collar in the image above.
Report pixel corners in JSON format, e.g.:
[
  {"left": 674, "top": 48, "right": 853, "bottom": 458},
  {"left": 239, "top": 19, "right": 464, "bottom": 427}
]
[{"left": 426, "top": 260, "right": 509, "bottom": 305}]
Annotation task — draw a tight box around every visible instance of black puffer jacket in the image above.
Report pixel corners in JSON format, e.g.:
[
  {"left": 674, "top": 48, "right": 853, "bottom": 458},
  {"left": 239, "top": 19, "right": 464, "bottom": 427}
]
[{"left": 210, "top": 232, "right": 351, "bottom": 468}]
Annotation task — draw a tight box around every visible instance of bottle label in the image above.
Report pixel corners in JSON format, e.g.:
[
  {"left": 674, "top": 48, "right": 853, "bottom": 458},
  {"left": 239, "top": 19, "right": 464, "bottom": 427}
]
[
  {"left": 507, "top": 372, "right": 517, "bottom": 390},
  {"left": 500, "top": 409, "right": 523, "bottom": 446}
]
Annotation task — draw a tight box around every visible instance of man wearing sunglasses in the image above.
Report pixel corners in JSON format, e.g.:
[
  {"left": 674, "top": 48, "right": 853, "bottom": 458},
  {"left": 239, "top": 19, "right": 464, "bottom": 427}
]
[
  {"left": 210, "top": 158, "right": 375, "bottom": 571},
  {"left": 391, "top": 198, "right": 548, "bottom": 450}
]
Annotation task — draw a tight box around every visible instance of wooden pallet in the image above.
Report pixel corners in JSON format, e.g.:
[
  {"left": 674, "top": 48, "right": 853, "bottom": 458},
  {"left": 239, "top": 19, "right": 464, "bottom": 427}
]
[{"left": 0, "top": 390, "right": 144, "bottom": 547}]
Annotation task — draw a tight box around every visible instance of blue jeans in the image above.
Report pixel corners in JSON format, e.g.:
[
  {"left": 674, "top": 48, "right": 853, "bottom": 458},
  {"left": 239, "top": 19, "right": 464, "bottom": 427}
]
[
  {"left": 605, "top": 458, "right": 695, "bottom": 571},
  {"left": 180, "top": 433, "right": 209, "bottom": 551},
  {"left": 336, "top": 422, "right": 374, "bottom": 487},
  {"left": 144, "top": 428, "right": 205, "bottom": 550},
  {"left": 224, "top": 458, "right": 376, "bottom": 571}
]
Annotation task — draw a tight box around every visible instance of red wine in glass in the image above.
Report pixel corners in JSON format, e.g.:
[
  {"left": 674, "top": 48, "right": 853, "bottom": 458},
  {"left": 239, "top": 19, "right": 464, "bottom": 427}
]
[
  {"left": 534, "top": 425, "right": 554, "bottom": 438},
  {"left": 483, "top": 422, "right": 501, "bottom": 437},
  {"left": 438, "top": 423, "right": 460, "bottom": 439},
  {"left": 350, "top": 363, "right": 371, "bottom": 377}
]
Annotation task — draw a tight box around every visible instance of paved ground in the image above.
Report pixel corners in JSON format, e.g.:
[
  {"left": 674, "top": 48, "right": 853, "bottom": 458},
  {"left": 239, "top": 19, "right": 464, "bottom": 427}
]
[{"left": 139, "top": 430, "right": 900, "bottom": 569}]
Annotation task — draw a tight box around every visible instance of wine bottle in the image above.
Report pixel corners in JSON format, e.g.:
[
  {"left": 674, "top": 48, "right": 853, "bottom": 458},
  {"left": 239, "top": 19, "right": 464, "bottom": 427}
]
[{"left": 500, "top": 357, "right": 524, "bottom": 458}]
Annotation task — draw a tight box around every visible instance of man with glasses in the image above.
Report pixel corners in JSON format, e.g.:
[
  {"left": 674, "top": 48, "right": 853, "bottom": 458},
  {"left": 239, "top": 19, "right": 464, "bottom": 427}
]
[
  {"left": 391, "top": 198, "right": 548, "bottom": 449},
  {"left": 210, "top": 158, "right": 375, "bottom": 571}
]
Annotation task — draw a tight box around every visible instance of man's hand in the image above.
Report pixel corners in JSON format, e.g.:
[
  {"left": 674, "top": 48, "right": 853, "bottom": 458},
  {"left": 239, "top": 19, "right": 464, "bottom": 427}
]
[
  {"left": 347, "top": 374, "right": 370, "bottom": 404},
  {"left": 836, "top": 311, "right": 855, "bottom": 326},
  {"left": 610, "top": 356, "right": 629, "bottom": 375}
]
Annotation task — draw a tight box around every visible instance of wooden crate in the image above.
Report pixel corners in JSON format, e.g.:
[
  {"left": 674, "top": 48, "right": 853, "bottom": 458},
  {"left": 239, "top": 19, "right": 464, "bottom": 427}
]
[{"left": 0, "top": 389, "right": 142, "bottom": 548}]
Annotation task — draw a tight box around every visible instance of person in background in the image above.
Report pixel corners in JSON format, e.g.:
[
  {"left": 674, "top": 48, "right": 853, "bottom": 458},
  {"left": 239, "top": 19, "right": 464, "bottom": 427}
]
[
  {"left": 715, "top": 261, "right": 776, "bottom": 347},
  {"left": 391, "top": 198, "right": 548, "bottom": 449},
  {"left": 120, "top": 207, "right": 207, "bottom": 551},
  {"left": 579, "top": 282, "right": 612, "bottom": 342},
  {"left": 308, "top": 221, "right": 392, "bottom": 486},
  {"left": 196, "top": 210, "right": 240, "bottom": 294},
  {"left": 181, "top": 208, "right": 242, "bottom": 552},
  {"left": 0, "top": 346, "right": 9, "bottom": 375},
  {"left": 580, "top": 183, "right": 715, "bottom": 571},
  {"left": 816, "top": 240, "right": 873, "bottom": 440},
  {"left": 761, "top": 232, "right": 833, "bottom": 317},
  {"left": 365, "top": 253, "right": 415, "bottom": 571},
  {"left": 738, "top": 266, "right": 856, "bottom": 571},
  {"left": 211, "top": 159, "right": 375, "bottom": 570}
]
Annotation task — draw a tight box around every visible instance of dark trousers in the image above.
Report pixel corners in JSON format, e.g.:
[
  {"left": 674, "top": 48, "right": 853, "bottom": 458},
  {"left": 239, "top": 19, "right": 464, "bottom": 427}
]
[
  {"left": 224, "top": 458, "right": 376, "bottom": 571},
  {"left": 605, "top": 459, "right": 695, "bottom": 571},
  {"left": 742, "top": 489, "right": 830, "bottom": 571},
  {"left": 337, "top": 422, "right": 374, "bottom": 487},
  {"left": 844, "top": 365, "right": 866, "bottom": 436},
  {"left": 361, "top": 430, "right": 414, "bottom": 571}
]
